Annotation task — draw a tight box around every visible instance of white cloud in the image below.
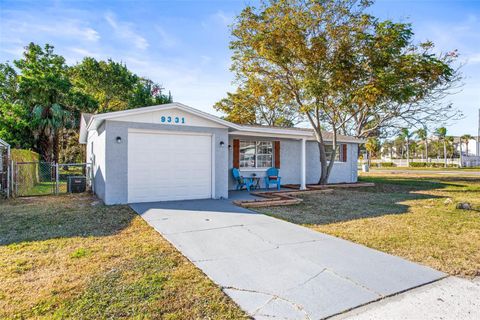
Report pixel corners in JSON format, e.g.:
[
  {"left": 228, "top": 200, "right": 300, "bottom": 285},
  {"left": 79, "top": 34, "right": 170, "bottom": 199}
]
[
  {"left": 213, "top": 10, "right": 233, "bottom": 26},
  {"left": 0, "top": 13, "right": 100, "bottom": 44},
  {"left": 200, "top": 55, "right": 212, "bottom": 65},
  {"left": 63, "top": 47, "right": 104, "bottom": 64},
  {"left": 201, "top": 10, "right": 234, "bottom": 30},
  {"left": 121, "top": 53, "right": 234, "bottom": 112},
  {"left": 0, "top": 46, "right": 24, "bottom": 57},
  {"left": 467, "top": 53, "right": 480, "bottom": 64},
  {"left": 105, "top": 12, "right": 149, "bottom": 50},
  {"left": 155, "top": 26, "right": 178, "bottom": 48}
]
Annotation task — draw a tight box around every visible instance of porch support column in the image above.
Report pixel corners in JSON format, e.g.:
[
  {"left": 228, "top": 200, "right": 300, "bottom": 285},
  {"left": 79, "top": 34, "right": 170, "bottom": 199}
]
[{"left": 300, "top": 138, "right": 307, "bottom": 190}]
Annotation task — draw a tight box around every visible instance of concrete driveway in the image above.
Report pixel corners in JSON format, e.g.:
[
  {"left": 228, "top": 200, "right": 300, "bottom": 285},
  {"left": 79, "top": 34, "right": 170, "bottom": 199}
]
[{"left": 131, "top": 195, "right": 445, "bottom": 319}]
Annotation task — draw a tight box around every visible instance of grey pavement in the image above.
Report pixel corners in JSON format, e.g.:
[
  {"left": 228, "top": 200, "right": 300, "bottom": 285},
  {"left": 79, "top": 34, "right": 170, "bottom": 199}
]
[
  {"left": 131, "top": 194, "right": 446, "bottom": 319},
  {"left": 332, "top": 276, "right": 480, "bottom": 320}
]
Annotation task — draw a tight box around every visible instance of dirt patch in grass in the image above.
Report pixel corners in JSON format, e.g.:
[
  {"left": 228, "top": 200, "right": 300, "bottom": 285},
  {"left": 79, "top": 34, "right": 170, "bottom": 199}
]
[
  {"left": 256, "top": 173, "right": 480, "bottom": 277},
  {"left": 0, "top": 194, "right": 247, "bottom": 319}
]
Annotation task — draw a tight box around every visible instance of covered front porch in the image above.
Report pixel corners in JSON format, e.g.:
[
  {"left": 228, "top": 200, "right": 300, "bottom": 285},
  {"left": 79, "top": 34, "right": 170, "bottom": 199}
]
[
  {"left": 226, "top": 128, "right": 356, "bottom": 192},
  {"left": 228, "top": 133, "right": 310, "bottom": 191}
]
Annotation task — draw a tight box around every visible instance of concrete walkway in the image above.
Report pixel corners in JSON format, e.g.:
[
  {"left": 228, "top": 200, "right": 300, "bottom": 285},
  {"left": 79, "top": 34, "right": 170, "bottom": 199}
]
[
  {"left": 131, "top": 197, "right": 445, "bottom": 320},
  {"left": 333, "top": 276, "right": 480, "bottom": 320}
]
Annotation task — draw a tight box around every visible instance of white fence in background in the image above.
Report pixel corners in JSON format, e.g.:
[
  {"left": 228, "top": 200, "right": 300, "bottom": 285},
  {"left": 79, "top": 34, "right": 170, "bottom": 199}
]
[
  {"left": 461, "top": 156, "right": 480, "bottom": 167},
  {"left": 370, "top": 158, "right": 461, "bottom": 167}
]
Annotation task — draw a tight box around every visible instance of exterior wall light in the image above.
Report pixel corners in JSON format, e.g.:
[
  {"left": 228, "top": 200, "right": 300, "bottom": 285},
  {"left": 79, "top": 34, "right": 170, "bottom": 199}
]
[
  {"left": 220, "top": 141, "right": 225, "bottom": 147},
  {"left": 116, "top": 136, "right": 122, "bottom": 144}
]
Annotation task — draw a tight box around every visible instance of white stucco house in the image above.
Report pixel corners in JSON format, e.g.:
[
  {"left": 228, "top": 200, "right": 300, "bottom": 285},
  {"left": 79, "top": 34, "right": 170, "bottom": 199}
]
[{"left": 79, "top": 102, "right": 363, "bottom": 204}]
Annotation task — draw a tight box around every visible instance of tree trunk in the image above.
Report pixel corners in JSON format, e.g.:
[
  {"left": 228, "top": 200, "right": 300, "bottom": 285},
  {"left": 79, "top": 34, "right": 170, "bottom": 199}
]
[
  {"left": 425, "top": 140, "right": 428, "bottom": 162},
  {"left": 317, "top": 141, "right": 328, "bottom": 184},
  {"left": 38, "top": 133, "right": 52, "bottom": 162},
  {"left": 52, "top": 131, "right": 60, "bottom": 164},
  {"left": 406, "top": 140, "right": 410, "bottom": 167},
  {"left": 443, "top": 140, "right": 447, "bottom": 167}
]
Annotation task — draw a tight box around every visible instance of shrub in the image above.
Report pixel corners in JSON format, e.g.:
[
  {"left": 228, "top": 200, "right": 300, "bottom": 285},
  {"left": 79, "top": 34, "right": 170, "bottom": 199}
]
[
  {"left": 11, "top": 149, "right": 39, "bottom": 162},
  {"left": 409, "top": 162, "right": 458, "bottom": 168},
  {"left": 11, "top": 149, "right": 40, "bottom": 193},
  {"left": 378, "top": 162, "right": 396, "bottom": 167},
  {"left": 410, "top": 162, "right": 428, "bottom": 167}
]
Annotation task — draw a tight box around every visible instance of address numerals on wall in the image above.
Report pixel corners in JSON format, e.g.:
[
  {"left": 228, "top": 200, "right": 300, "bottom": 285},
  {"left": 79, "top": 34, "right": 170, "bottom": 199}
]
[{"left": 161, "top": 116, "right": 185, "bottom": 124}]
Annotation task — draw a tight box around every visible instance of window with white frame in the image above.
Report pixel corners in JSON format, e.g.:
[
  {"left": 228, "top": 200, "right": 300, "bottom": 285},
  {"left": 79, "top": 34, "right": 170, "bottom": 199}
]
[
  {"left": 324, "top": 145, "right": 341, "bottom": 161},
  {"left": 239, "top": 140, "right": 273, "bottom": 168}
]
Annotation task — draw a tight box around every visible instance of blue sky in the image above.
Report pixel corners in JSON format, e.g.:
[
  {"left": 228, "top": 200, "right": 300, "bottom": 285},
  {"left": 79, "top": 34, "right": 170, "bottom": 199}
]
[{"left": 1, "top": 0, "right": 479, "bottom": 136}]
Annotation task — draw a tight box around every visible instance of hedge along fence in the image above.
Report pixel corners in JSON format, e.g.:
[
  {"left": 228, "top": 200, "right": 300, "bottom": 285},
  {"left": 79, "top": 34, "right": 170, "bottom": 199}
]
[
  {"left": 375, "top": 162, "right": 396, "bottom": 167},
  {"left": 409, "top": 162, "right": 459, "bottom": 168},
  {"left": 11, "top": 149, "right": 40, "bottom": 193}
]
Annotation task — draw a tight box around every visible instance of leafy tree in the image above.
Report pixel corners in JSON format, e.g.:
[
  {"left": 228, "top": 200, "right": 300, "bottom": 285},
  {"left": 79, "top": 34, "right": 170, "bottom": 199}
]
[
  {"left": 435, "top": 127, "right": 448, "bottom": 167},
  {"left": 381, "top": 140, "right": 394, "bottom": 159},
  {"left": 226, "top": 0, "right": 460, "bottom": 183},
  {"left": 1, "top": 43, "right": 98, "bottom": 161},
  {"left": 128, "top": 78, "right": 172, "bottom": 109},
  {"left": 340, "top": 23, "right": 461, "bottom": 138},
  {"left": 71, "top": 58, "right": 172, "bottom": 113},
  {"left": 393, "top": 134, "right": 405, "bottom": 159},
  {"left": 399, "top": 128, "right": 414, "bottom": 165},
  {"left": 70, "top": 57, "right": 138, "bottom": 112},
  {"left": 0, "top": 63, "right": 32, "bottom": 148},
  {"left": 365, "top": 137, "right": 380, "bottom": 164},
  {"left": 214, "top": 83, "right": 301, "bottom": 127},
  {"left": 415, "top": 128, "right": 428, "bottom": 161},
  {"left": 229, "top": 0, "right": 381, "bottom": 183},
  {"left": 58, "top": 129, "right": 84, "bottom": 163},
  {"left": 13, "top": 43, "right": 78, "bottom": 162}
]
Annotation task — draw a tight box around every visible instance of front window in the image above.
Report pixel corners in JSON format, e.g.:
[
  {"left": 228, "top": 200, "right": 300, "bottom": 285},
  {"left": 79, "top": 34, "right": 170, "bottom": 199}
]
[
  {"left": 240, "top": 140, "right": 273, "bottom": 168},
  {"left": 325, "top": 145, "right": 341, "bottom": 161}
]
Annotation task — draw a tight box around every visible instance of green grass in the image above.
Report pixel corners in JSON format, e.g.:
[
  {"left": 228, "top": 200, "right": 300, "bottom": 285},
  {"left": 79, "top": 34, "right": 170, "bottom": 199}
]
[
  {"left": 371, "top": 166, "right": 480, "bottom": 171},
  {"left": 255, "top": 173, "right": 480, "bottom": 277},
  {"left": 0, "top": 195, "right": 247, "bottom": 319},
  {"left": 18, "top": 181, "right": 71, "bottom": 196}
]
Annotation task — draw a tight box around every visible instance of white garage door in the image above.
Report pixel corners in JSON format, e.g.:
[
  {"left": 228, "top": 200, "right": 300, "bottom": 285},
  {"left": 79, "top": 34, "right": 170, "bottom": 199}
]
[{"left": 128, "top": 130, "right": 212, "bottom": 203}]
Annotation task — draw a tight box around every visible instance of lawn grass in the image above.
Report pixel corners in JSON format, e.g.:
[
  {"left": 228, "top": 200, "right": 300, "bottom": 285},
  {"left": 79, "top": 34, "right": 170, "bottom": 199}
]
[
  {"left": 0, "top": 194, "right": 247, "bottom": 319},
  {"left": 18, "top": 181, "right": 69, "bottom": 196},
  {"left": 370, "top": 166, "right": 480, "bottom": 171},
  {"left": 256, "top": 173, "right": 480, "bottom": 277}
]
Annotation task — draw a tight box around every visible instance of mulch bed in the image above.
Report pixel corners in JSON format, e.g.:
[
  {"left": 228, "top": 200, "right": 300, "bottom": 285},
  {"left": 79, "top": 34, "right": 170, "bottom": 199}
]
[{"left": 233, "top": 182, "right": 373, "bottom": 208}]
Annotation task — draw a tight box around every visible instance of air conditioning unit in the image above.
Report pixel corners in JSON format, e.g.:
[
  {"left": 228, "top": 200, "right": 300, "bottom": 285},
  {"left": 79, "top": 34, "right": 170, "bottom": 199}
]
[{"left": 67, "top": 176, "right": 86, "bottom": 193}]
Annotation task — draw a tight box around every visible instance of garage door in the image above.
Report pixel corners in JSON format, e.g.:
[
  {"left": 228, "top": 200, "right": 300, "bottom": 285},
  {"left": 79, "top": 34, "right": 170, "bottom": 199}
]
[{"left": 128, "top": 130, "right": 212, "bottom": 203}]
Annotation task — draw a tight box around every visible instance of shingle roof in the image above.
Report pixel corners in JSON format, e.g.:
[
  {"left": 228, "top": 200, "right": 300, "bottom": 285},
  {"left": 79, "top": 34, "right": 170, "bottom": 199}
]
[{"left": 239, "top": 124, "right": 364, "bottom": 143}]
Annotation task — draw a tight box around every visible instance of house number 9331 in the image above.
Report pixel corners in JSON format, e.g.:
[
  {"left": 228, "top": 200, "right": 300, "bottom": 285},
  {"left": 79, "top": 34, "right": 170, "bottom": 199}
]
[{"left": 161, "top": 116, "right": 185, "bottom": 124}]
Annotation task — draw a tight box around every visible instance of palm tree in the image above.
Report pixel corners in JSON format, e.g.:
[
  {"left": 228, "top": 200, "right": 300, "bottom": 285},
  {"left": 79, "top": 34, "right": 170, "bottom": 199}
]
[
  {"left": 365, "top": 137, "right": 380, "bottom": 165},
  {"left": 460, "top": 134, "right": 473, "bottom": 156},
  {"left": 382, "top": 140, "right": 394, "bottom": 159},
  {"left": 400, "top": 128, "right": 413, "bottom": 166},
  {"left": 435, "top": 127, "right": 448, "bottom": 167},
  {"left": 415, "top": 128, "right": 428, "bottom": 161},
  {"left": 32, "top": 103, "right": 74, "bottom": 163}
]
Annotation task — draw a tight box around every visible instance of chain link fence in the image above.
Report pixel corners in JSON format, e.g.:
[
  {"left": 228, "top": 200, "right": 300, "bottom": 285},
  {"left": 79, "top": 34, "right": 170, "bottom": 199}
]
[
  {"left": 11, "top": 162, "right": 91, "bottom": 197},
  {"left": 0, "top": 140, "right": 10, "bottom": 198}
]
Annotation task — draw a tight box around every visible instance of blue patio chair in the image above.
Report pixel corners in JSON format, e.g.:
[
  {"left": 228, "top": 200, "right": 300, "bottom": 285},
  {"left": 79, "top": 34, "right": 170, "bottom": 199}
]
[
  {"left": 264, "top": 167, "right": 281, "bottom": 190},
  {"left": 232, "top": 168, "right": 253, "bottom": 192}
]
